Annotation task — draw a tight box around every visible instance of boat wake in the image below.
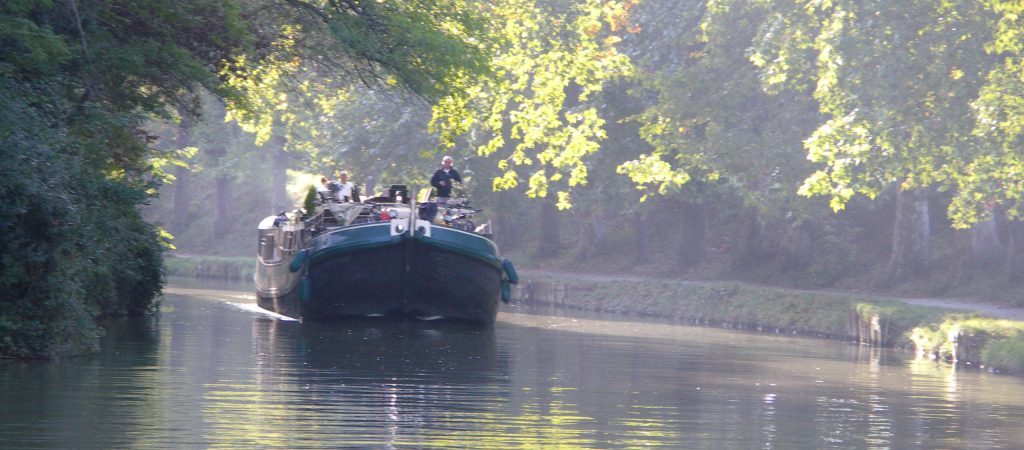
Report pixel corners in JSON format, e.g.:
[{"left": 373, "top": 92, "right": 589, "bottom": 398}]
[{"left": 227, "top": 302, "right": 299, "bottom": 321}]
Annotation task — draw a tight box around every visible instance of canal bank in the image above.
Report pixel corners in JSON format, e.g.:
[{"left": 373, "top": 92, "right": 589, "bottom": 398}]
[{"left": 165, "top": 255, "right": 1024, "bottom": 375}]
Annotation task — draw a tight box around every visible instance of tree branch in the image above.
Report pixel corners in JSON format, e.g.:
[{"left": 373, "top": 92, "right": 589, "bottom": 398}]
[{"left": 281, "top": 0, "right": 331, "bottom": 23}]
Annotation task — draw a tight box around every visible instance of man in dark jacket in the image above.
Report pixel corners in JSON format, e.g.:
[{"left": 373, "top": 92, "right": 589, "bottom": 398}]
[{"left": 430, "top": 155, "right": 462, "bottom": 203}]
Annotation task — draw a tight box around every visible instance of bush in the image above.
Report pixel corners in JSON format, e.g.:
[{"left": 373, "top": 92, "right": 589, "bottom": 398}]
[
  {"left": 165, "top": 255, "right": 254, "bottom": 280},
  {"left": 982, "top": 338, "right": 1024, "bottom": 374},
  {"left": 0, "top": 79, "right": 163, "bottom": 359},
  {"left": 303, "top": 185, "right": 318, "bottom": 219}
]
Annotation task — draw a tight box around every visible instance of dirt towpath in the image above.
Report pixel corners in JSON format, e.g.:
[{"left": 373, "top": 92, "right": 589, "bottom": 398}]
[{"left": 520, "top": 269, "right": 1024, "bottom": 322}]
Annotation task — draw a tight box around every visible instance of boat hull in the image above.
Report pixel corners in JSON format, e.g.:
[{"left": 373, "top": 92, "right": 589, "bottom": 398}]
[{"left": 256, "top": 221, "right": 504, "bottom": 325}]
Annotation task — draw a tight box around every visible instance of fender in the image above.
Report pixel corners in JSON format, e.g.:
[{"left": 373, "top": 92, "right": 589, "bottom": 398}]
[
  {"left": 500, "top": 280, "right": 512, "bottom": 304},
  {"left": 502, "top": 258, "right": 519, "bottom": 284}
]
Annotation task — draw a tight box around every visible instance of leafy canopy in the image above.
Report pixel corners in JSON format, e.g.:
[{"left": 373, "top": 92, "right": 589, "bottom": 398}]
[{"left": 430, "top": 0, "right": 637, "bottom": 209}]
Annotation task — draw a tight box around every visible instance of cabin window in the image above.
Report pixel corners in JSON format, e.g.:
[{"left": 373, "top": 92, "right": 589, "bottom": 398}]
[
  {"left": 259, "top": 235, "right": 277, "bottom": 261},
  {"left": 283, "top": 231, "right": 296, "bottom": 251}
]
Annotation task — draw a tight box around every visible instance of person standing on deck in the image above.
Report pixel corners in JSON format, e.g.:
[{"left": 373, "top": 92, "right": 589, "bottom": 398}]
[
  {"left": 335, "top": 171, "right": 354, "bottom": 202},
  {"left": 430, "top": 156, "right": 462, "bottom": 204},
  {"left": 316, "top": 176, "right": 332, "bottom": 202}
]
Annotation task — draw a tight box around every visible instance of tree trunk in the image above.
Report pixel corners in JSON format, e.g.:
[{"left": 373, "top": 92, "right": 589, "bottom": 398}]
[
  {"left": 268, "top": 135, "right": 288, "bottom": 213},
  {"left": 950, "top": 229, "right": 972, "bottom": 284},
  {"left": 204, "top": 144, "right": 230, "bottom": 241},
  {"left": 778, "top": 220, "right": 814, "bottom": 272},
  {"left": 364, "top": 175, "right": 376, "bottom": 199},
  {"left": 970, "top": 216, "right": 1002, "bottom": 266},
  {"left": 213, "top": 174, "right": 231, "bottom": 240},
  {"left": 170, "top": 123, "right": 193, "bottom": 234},
  {"left": 1006, "top": 220, "right": 1024, "bottom": 286},
  {"left": 493, "top": 191, "right": 520, "bottom": 251},
  {"left": 537, "top": 200, "right": 561, "bottom": 258},
  {"left": 574, "top": 209, "right": 605, "bottom": 264},
  {"left": 731, "top": 205, "right": 761, "bottom": 270},
  {"left": 888, "top": 188, "right": 931, "bottom": 282},
  {"left": 677, "top": 199, "right": 706, "bottom": 269},
  {"left": 632, "top": 210, "right": 647, "bottom": 265}
]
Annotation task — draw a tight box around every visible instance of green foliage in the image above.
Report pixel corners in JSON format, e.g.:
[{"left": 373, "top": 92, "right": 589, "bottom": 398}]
[
  {"left": 623, "top": 0, "right": 818, "bottom": 212},
  {"left": 0, "top": 0, "right": 255, "bottom": 358},
  {"left": 0, "top": 79, "right": 98, "bottom": 358},
  {"left": 220, "top": 29, "right": 349, "bottom": 147},
  {"left": 222, "top": 0, "right": 489, "bottom": 149},
  {"left": 431, "top": 0, "right": 636, "bottom": 209},
  {"left": 164, "top": 256, "right": 255, "bottom": 280},
  {"left": 323, "top": 0, "right": 490, "bottom": 100},
  {"left": 303, "top": 185, "right": 318, "bottom": 218},
  {"left": 982, "top": 338, "right": 1024, "bottom": 374},
  {"left": 306, "top": 89, "right": 440, "bottom": 189},
  {"left": 911, "top": 315, "right": 1024, "bottom": 372},
  {"left": 0, "top": 77, "right": 164, "bottom": 358},
  {"left": 151, "top": 0, "right": 1024, "bottom": 299},
  {"left": 0, "top": 9, "right": 69, "bottom": 73},
  {"left": 522, "top": 274, "right": 950, "bottom": 346},
  {"left": 745, "top": 0, "right": 1019, "bottom": 228}
]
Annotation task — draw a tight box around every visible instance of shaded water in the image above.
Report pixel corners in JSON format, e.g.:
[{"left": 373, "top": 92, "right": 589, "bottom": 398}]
[{"left": 1, "top": 282, "right": 1023, "bottom": 448}]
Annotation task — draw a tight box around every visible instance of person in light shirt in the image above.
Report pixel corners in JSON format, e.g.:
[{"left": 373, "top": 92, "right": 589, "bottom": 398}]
[{"left": 335, "top": 171, "right": 354, "bottom": 202}]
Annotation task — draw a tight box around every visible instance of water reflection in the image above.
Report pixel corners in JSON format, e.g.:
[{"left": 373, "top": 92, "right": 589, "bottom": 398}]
[
  {"left": 217, "top": 317, "right": 506, "bottom": 448},
  {"left": 1, "top": 293, "right": 1024, "bottom": 448}
]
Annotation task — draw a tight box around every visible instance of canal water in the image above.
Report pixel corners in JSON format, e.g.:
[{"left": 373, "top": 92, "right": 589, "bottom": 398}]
[{"left": 1, "top": 279, "right": 1023, "bottom": 448}]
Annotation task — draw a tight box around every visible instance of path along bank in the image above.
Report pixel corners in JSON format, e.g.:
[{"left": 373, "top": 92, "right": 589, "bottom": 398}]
[{"left": 165, "top": 256, "right": 1024, "bottom": 375}]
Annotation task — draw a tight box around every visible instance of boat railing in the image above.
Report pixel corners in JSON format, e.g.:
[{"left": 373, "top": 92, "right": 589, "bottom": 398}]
[
  {"left": 305, "top": 184, "right": 492, "bottom": 235},
  {"left": 256, "top": 212, "right": 306, "bottom": 263}
]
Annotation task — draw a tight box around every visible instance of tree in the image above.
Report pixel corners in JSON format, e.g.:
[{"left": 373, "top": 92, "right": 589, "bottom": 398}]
[
  {"left": 0, "top": 0, "right": 252, "bottom": 357},
  {"left": 742, "top": 0, "right": 1001, "bottom": 278},
  {"left": 0, "top": 0, "right": 496, "bottom": 358},
  {"left": 748, "top": 1, "right": 997, "bottom": 221},
  {"left": 618, "top": 0, "right": 820, "bottom": 269},
  {"left": 430, "top": 0, "right": 636, "bottom": 209}
]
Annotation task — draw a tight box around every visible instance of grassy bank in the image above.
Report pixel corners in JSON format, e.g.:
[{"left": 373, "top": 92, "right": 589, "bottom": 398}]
[
  {"left": 517, "top": 274, "right": 1024, "bottom": 375},
  {"left": 164, "top": 255, "right": 1024, "bottom": 375},
  {"left": 165, "top": 255, "right": 254, "bottom": 281}
]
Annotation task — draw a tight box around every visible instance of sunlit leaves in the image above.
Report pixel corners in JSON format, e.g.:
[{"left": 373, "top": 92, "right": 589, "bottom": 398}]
[
  {"left": 527, "top": 169, "right": 549, "bottom": 199},
  {"left": 148, "top": 145, "right": 199, "bottom": 190},
  {"left": 985, "top": 0, "right": 1024, "bottom": 55},
  {"left": 219, "top": 0, "right": 490, "bottom": 158},
  {"left": 156, "top": 226, "right": 177, "bottom": 250},
  {"left": 322, "top": 0, "right": 490, "bottom": 99},
  {"left": 799, "top": 114, "right": 878, "bottom": 211},
  {"left": 431, "top": 0, "right": 636, "bottom": 207},
  {"left": 623, "top": 0, "right": 815, "bottom": 215},
  {"left": 221, "top": 27, "right": 347, "bottom": 146},
  {"left": 745, "top": 0, "right": 1008, "bottom": 227},
  {"left": 616, "top": 153, "right": 691, "bottom": 200}
]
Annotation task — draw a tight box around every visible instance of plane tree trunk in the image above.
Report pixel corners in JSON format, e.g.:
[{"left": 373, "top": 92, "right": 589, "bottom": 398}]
[
  {"left": 200, "top": 144, "right": 232, "bottom": 241},
  {"left": 213, "top": 172, "right": 231, "bottom": 240},
  {"left": 1006, "top": 220, "right": 1024, "bottom": 286},
  {"left": 268, "top": 135, "right": 288, "bottom": 214},
  {"left": 888, "top": 188, "right": 931, "bottom": 282},
  {"left": 575, "top": 209, "right": 605, "bottom": 264},
  {"left": 731, "top": 205, "right": 762, "bottom": 270},
  {"left": 677, "top": 199, "right": 706, "bottom": 270},
  {"left": 777, "top": 220, "right": 814, "bottom": 272},
  {"left": 537, "top": 200, "right": 561, "bottom": 258},
  {"left": 170, "top": 121, "right": 193, "bottom": 234},
  {"left": 632, "top": 211, "right": 647, "bottom": 265},
  {"left": 971, "top": 216, "right": 1002, "bottom": 265}
]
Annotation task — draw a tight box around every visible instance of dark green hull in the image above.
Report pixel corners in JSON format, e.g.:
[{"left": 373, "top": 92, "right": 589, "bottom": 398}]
[{"left": 256, "top": 221, "right": 507, "bottom": 325}]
